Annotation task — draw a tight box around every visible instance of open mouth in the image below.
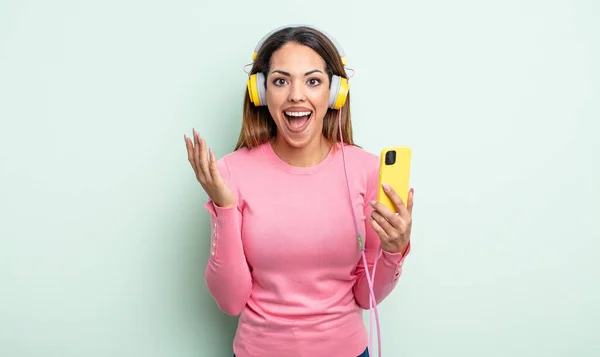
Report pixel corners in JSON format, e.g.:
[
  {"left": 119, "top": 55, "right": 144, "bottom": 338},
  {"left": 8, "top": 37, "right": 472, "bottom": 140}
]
[{"left": 283, "top": 110, "right": 312, "bottom": 133}]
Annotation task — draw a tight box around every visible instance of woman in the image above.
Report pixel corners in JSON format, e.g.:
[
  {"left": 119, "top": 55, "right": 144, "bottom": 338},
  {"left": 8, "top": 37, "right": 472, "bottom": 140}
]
[{"left": 184, "top": 25, "right": 414, "bottom": 357}]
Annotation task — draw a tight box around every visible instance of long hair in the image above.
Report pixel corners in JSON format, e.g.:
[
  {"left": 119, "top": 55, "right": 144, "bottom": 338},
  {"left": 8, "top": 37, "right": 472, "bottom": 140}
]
[{"left": 234, "top": 26, "right": 355, "bottom": 151}]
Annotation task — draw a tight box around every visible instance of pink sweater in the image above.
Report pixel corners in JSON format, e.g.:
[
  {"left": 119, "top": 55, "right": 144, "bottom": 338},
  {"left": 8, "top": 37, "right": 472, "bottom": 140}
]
[{"left": 203, "top": 141, "right": 410, "bottom": 357}]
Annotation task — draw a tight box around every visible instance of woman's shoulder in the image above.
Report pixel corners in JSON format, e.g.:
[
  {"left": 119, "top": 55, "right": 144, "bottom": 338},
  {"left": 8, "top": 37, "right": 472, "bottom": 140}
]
[
  {"left": 216, "top": 143, "right": 268, "bottom": 177},
  {"left": 339, "top": 144, "right": 379, "bottom": 169},
  {"left": 335, "top": 144, "right": 380, "bottom": 187},
  {"left": 221, "top": 143, "right": 266, "bottom": 163}
]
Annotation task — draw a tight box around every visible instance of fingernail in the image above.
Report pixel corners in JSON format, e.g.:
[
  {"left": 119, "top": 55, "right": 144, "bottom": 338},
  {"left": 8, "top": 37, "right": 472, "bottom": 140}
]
[
  {"left": 382, "top": 182, "right": 391, "bottom": 192},
  {"left": 369, "top": 200, "right": 376, "bottom": 206}
]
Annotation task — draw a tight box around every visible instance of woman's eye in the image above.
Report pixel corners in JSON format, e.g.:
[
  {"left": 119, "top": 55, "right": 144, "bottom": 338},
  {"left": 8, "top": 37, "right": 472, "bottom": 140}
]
[
  {"left": 308, "top": 78, "right": 321, "bottom": 86},
  {"left": 273, "top": 78, "right": 287, "bottom": 86}
]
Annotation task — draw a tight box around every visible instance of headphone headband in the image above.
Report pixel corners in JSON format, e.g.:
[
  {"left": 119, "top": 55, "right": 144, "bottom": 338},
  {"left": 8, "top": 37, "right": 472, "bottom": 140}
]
[{"left": 251, "top": 24, "right": 347, "bottom": 66}]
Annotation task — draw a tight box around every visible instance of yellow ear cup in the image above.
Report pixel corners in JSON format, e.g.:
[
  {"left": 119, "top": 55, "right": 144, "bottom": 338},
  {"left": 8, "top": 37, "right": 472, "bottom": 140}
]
[
  {"left": 247, "top": 73, "right": 267, "bottom": 106},
  {"left": 247, "top": 74, "right": 260, "bottom": 106},
  {"left": 332, "top": 77, "right": 349, "bottom": 110}
]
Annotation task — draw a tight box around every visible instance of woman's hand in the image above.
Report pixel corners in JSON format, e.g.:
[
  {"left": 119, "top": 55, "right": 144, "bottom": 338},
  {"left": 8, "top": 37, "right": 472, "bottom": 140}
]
[
  {"left": 369, "top": 183, "right": 414, "bottom": 255},
  {"left": 184, "top": 129, "right": 236, "bottom": 208}
]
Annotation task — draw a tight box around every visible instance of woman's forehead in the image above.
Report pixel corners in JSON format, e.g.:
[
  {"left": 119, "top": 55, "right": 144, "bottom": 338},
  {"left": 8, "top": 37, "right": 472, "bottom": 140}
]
[{"left": 269, "top": 43, "right": 326, "bottom": 73}]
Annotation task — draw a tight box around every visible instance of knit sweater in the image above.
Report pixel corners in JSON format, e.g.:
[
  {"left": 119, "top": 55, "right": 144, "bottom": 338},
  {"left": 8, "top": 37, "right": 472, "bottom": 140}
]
[{"left": 203, "top": 141, "right": 410, "bottom": 357}]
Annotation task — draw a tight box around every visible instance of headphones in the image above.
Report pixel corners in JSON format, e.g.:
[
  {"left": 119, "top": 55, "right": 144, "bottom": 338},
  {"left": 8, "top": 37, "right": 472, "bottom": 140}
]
[{"left": 247, "top": 25, "right": 350, "bottom": 110}]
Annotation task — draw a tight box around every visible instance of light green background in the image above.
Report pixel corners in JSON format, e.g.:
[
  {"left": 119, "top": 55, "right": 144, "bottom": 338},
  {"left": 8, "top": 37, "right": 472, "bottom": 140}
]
[{"left": 1, "top": 0, "right": 598, "bottom": 356}]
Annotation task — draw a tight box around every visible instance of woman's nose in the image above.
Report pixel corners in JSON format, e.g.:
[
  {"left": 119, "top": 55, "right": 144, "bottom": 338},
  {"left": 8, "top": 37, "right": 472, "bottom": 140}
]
[{"left": 288, "top": 82, "right": 306, "bottom": 102}]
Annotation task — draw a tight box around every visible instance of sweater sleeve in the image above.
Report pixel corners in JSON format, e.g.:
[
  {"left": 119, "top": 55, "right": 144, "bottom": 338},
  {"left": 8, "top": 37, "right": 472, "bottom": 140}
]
[
  {"left": 203, "top": 157, "right": 252, "bottom": 316},
  {"left": 353, "top": 160, "right": 411, "bottom": 309}
]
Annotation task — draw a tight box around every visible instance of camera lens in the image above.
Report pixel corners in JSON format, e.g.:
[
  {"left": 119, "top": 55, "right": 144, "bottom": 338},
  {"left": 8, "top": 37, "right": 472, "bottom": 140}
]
[{"left": 385, "top": 150, "right": 396, "bottom": 165}]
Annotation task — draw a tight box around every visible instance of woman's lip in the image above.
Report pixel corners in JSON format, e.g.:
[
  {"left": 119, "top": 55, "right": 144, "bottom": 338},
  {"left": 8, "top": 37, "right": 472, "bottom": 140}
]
[{"left": 283, "top": 107, "right": 313, "bottom": 112}]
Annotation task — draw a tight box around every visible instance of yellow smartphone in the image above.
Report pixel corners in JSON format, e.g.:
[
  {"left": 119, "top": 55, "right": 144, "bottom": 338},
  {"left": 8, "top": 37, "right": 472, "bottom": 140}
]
[{"left": 377, "top": 146, "right": 412, "bottom": 213}]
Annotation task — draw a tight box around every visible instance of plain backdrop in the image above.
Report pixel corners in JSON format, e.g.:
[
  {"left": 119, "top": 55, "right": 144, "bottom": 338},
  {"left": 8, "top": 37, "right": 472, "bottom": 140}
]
[{"left": 1, "top": 0, "right": 598, "bottom": 356}]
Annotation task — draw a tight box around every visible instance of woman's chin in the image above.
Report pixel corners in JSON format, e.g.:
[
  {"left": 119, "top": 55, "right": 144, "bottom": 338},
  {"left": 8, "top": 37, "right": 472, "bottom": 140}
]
[
  {"left": 281, "top": 136, "right": 309, "bottom": 149},
  {"left": 275, "top": 117, "right": 322, "bottom": 149}
]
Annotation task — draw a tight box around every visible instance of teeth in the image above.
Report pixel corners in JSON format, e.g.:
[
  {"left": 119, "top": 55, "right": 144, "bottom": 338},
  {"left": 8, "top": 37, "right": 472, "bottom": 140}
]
[{"left": 285, "top": 111, "right": 312, "bottom": 117}]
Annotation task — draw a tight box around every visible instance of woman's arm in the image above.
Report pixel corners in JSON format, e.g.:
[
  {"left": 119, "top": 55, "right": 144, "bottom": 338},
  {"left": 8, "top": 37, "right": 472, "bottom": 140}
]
[
  {"left": 203, "top": 158, "right": 252, "bottom": 316},
  {"left": 352, "top": 164, "right": 411, "bottom": 309}
]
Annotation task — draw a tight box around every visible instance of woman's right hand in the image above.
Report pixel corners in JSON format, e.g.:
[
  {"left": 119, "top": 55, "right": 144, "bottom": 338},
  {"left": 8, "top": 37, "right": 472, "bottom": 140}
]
[{"left": 185, "top": 129, "right": 236, "bottom": 208}]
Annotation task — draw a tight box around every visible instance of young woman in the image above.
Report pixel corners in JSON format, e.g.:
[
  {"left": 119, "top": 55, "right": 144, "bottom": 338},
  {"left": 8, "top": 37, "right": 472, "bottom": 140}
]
[{"left": 184, "top": 25, "right": 414, "bottom": 357}]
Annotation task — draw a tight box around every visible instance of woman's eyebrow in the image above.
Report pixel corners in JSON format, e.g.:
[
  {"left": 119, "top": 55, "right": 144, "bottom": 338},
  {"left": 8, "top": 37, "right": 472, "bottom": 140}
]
[{"left": 270, "top": 69, "right": 324, "bottom": 76}]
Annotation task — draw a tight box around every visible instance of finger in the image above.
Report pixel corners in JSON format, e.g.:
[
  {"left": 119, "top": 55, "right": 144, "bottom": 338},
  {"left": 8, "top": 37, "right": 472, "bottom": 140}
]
[
  {"left": 370, "top": 199, "right": 408, "bottom": 230},
  {"left": 407, "top": 188, "right": 414, "bottom": 215},
  {"left": 371, "top": 210, "right": 400, "bottom": 238},
  {"left": 184, "top": 135, "right": 198, "bottom": 173},
  {"left": 192, "top": 129, "right": 202, "bottom": 175},
  {"left": 369, "top": 200, "right": 398, "bottom": 230},
  {"left": 194, "top": 129, "right": 211, "bottom": 183},
  {"left": 369, "top": 217, "right": 390, "bottom": 240},
  {"left": 208, "top": 148, "right": 221, "bottom": 184},
  {"left": 382, "top": 182, "right": 410, "bottom": 218}
]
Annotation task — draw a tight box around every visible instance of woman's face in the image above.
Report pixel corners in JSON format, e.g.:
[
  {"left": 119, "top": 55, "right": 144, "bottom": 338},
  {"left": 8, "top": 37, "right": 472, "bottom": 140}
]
[{"left": 265, "top": 42, "right": 330, "bottom": 149}]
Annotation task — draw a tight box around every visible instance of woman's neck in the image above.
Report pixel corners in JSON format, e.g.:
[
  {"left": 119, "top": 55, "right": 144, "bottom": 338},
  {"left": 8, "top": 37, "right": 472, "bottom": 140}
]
[{"left": 270, "top": 135, "right": 331, "bottom": 167}]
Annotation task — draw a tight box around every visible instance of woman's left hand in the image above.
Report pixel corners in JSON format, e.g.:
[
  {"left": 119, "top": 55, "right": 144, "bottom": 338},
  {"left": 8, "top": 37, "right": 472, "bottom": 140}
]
[{"left": 369, "top": 183, "right": 414, "bottom": 255}]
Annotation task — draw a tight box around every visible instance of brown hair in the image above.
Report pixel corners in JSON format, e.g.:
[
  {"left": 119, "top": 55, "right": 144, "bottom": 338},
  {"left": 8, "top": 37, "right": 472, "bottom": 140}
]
[{"left": 234, "top": 26, "right": 355, "bottom": 151}]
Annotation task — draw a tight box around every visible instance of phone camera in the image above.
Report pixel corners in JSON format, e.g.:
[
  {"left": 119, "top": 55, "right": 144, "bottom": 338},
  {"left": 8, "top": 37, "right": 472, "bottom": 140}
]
[{"left": 385, "top": 150, "right": 396, "bottom": 165}]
